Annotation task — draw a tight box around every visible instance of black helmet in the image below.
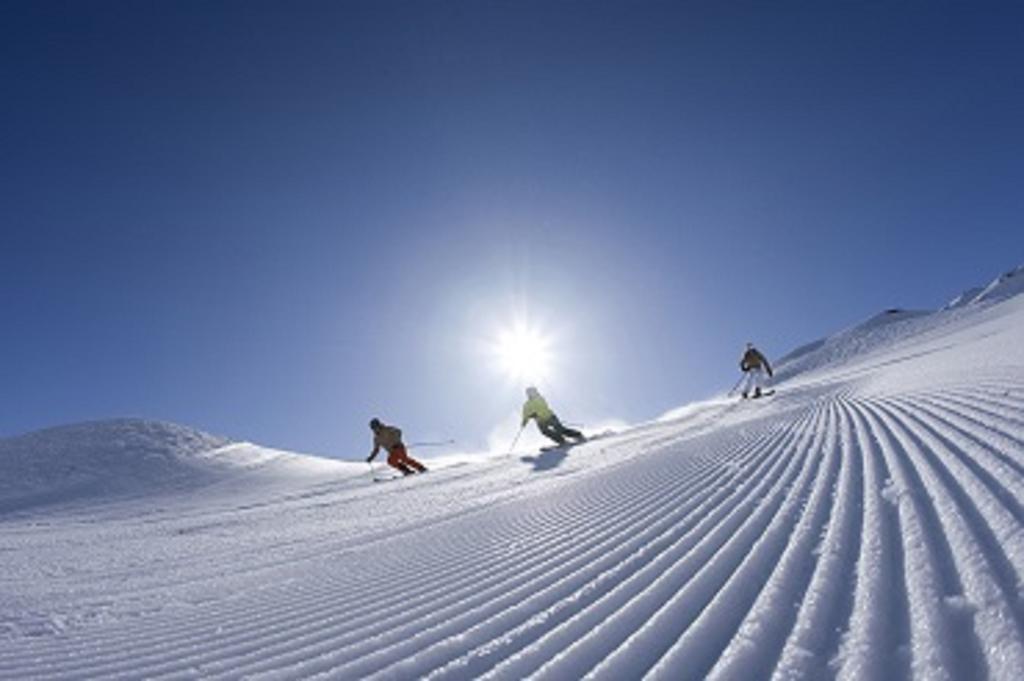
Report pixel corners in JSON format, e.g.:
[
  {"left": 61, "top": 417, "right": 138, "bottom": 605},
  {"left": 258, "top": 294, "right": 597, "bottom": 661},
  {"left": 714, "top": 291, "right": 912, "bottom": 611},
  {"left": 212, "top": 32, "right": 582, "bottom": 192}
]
[{"left": 369, "top": 417, "right": 381, "bottom": 430}]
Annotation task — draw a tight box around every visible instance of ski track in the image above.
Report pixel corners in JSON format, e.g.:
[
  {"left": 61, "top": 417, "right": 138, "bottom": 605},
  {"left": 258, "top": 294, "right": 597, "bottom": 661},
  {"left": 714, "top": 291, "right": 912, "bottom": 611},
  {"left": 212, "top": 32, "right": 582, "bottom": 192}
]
[{"left": 3, "top": 382, "right": 1024, "bottom": 679}]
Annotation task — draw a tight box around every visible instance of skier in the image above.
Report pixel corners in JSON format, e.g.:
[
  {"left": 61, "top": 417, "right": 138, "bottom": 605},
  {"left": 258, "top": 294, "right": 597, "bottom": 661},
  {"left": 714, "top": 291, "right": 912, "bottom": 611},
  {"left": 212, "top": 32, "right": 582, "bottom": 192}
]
[
  {"left": 521, "top": 386, "right": 586, "bottom": 446},
  {"left": 366, "top": 417, "right": 427, "bottom": 475},
  {"left": 739, "top": 342, "right": 774, "bottom": 399}
]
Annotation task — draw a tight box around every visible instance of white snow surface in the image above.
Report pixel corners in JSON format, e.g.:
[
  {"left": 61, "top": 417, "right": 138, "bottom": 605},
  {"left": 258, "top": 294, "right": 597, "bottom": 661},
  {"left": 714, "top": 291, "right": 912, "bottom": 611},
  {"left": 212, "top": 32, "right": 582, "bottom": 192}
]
[{"left": 2, "top": 274, "right": 1023, "bottom": 680}]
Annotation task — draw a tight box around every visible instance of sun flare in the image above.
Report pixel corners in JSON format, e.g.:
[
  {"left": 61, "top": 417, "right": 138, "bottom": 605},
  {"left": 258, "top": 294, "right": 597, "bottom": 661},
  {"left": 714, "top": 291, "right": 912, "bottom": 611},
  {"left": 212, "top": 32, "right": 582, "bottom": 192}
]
[{"left": 491, "top": 323, "right": 553, "bottom": 383}]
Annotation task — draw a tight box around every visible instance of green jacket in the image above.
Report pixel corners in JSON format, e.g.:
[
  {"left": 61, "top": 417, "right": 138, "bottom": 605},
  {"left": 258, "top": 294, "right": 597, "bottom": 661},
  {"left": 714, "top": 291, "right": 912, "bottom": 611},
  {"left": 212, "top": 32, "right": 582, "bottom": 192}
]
[{"left": 522, "top": 395, "right": 554, "bottom": 426}]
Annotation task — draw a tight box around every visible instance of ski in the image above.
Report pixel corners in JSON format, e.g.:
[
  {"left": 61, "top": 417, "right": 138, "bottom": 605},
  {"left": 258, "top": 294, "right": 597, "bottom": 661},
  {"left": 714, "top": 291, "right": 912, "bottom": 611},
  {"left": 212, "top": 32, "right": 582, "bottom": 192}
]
[
  {"left": 748, "top": 390, "right": 776, "bottom": 399},
  {"left": 373, "top": 469, "right": 428, "bottom": 483},
  {"left": 540, "top": 439, "right": 587, "bottom": 452},
  {"left": 537, "top": 429, "right": 617, "bottom": 452}
]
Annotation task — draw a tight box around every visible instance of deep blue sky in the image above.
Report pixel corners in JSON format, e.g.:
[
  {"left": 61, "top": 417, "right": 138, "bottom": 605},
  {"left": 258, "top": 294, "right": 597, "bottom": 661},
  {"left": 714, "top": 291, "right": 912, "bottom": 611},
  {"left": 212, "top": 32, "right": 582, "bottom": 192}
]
[{"left": 2, "top": 1, "right": 1022, "bottom": 458}]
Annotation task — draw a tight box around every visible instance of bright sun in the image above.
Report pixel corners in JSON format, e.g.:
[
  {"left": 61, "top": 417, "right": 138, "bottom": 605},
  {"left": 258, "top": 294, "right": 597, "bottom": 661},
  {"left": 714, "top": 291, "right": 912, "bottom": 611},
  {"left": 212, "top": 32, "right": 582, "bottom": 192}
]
[{"left": 492, "top": 323, "right": 553, "bottom": 383}]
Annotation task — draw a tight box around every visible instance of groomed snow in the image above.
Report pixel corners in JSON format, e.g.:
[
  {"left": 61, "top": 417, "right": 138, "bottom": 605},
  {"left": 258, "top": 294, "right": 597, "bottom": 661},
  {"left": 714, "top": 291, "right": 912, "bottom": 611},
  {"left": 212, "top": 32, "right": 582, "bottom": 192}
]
[{"left": 2, "top": 271, "right": 1022, "bottom": 680}]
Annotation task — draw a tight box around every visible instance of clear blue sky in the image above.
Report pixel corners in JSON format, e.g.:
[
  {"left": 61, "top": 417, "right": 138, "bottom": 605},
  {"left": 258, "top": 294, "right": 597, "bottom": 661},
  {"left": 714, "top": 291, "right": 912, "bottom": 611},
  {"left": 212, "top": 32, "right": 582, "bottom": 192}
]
[{"left": 2, "top": 1, "right": 1022, "bottom": 458}]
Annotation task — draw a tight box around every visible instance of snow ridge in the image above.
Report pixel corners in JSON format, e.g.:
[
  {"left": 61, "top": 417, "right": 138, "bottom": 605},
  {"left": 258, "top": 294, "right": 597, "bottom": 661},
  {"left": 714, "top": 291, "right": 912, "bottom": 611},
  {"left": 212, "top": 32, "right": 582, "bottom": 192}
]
[
  {"left": 776, "top": 263, "right": 1024, "bottom": 383},
  {"left": 0, "top": 419, "right": 232, "bottom": 514}
]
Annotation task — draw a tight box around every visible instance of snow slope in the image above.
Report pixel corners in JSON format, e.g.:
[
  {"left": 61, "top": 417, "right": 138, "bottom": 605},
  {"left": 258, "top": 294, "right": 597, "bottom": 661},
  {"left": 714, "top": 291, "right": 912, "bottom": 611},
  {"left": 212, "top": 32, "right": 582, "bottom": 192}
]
[
  {"left": 0, "top": 419, "right": 231, "bottom": 514},
  {"left": 0, "top": 420, "right": 352, "bottom": 518},
  {"left": 775, "top": 263, "right": 1024, "bottom": 384},
  {"left": 2, "top": 271, "right": 1023, "bottom": 680}
]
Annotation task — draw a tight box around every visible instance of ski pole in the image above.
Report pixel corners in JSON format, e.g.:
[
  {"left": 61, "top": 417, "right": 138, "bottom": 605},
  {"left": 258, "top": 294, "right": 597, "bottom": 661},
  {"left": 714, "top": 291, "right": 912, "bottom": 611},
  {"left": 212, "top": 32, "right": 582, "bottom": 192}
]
[
  {"left": 727, "top": 373, "right": 745, "bottom": 397},
  {"left": 507, "top": 425, "right": 525, "bottom": 456},
  {"left": 407, "top": 439, "right": 456, "bottom": 448}
]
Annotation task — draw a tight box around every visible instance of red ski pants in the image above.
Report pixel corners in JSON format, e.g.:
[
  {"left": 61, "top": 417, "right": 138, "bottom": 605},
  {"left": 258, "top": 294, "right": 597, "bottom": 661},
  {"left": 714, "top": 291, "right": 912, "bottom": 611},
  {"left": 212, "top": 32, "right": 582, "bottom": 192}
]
[{"left": 387, "top": 444, "right": 427, "bottom": 474}]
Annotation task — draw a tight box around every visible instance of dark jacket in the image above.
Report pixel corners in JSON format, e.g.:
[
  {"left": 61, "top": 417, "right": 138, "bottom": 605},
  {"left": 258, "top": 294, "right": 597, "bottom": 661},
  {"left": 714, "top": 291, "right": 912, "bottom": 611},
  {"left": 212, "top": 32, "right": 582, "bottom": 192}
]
[
  {"left": 369, "top": 424, "right": 403, "bottom": 461},
  {"left": 740, "top": 347, "right": 773, "bottom": 376}
]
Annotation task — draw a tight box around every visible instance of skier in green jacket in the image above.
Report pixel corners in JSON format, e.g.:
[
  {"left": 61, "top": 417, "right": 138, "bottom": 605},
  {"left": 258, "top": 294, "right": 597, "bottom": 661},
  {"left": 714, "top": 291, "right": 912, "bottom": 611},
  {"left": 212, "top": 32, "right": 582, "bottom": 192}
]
[{"left": 521, "top": 387, "right": 585, "bottom": 446}]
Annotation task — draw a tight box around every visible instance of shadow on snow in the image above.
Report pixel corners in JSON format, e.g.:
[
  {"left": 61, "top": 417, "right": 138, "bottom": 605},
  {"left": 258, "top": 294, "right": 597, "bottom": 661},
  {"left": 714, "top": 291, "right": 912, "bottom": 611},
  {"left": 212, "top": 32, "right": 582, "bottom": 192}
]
[{"left": 519, "top": 447, "right": 569, "bottom": 472}]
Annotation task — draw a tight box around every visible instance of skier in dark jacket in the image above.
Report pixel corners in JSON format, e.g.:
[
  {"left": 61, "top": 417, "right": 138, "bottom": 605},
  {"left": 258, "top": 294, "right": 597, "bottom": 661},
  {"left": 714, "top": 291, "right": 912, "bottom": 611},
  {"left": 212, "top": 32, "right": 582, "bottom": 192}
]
[
  {"left": 521, "top": 387, "right": 586, "bottom": 446},
  {"left": 739, "top": 342, "right": 774, "bottom": 399},
  {"left": 367, "top": 418, "right": 427, "bottom": 475}
]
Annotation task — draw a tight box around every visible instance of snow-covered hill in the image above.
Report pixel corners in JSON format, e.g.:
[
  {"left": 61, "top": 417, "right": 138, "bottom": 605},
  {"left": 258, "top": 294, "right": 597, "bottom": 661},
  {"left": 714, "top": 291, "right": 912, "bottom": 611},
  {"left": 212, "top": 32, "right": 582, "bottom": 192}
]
[
  {"left": 1, "top": 267, "right": 1022, "bottom": 679},
  {"left": 0, "top": 419, "right": 355, "bottom": 517},
  {"left": 776, "top": 263, "right": 1024, "bottom": 384},
  {"left": 0, "top": 419, "right": 231, "bottom": 513}
]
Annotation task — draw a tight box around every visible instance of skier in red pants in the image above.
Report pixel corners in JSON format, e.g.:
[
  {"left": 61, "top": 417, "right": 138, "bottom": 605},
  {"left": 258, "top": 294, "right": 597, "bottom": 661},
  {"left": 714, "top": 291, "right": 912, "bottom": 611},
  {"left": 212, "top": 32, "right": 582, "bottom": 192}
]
[{"left": 366, "top": 418, "right": 427, "bottom": 475}]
